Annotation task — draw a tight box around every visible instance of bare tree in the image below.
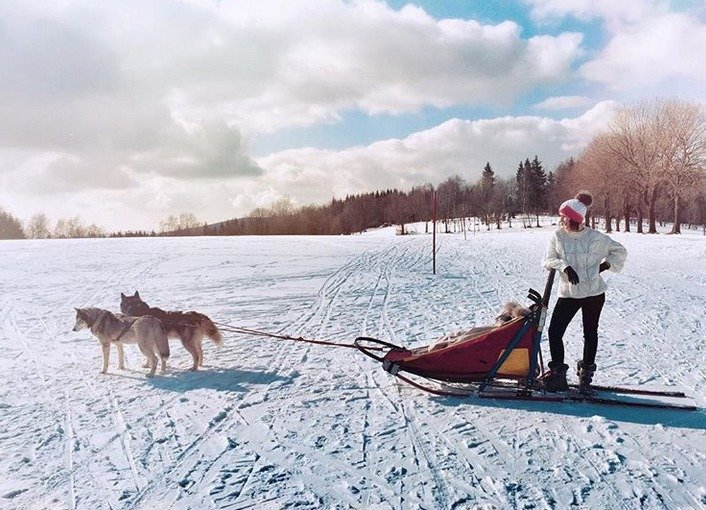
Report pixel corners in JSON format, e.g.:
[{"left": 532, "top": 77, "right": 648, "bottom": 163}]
[
  {"left": 85, "top": 223, "right": 105, "bottom": 238},
  {"left": 267, "top": 197, "right": 296, "bottom": 217},
  {"left": 694, "top": 187, "right": 706, "bottom": 235},
  {"left": 408, "top": 184, "right": 434, "bottom": 233},
  {"left": 159, "top": 215, "right": 178, "bottom": 233},
  {"left": 573, "top": 133, "right": 639, "bottom": 233},
  {"left": 491, "top": 178, "right": 513, "bottom": 229},
  {"left": 27, "top": 213, "right": 51, "bottom": 239},
  {"left": 657, "top": 99, "right": 706, "bottom": 234},
  {"left": 575, "top": 136, "right": 611, "bottom": 231},
  {"left": 177, "top": 212, "right": 200, "bottom": 230},
  {"left": 606, "top": 101, "right": 666, "bottom": 233},
  {"left": 54, "top": 216, "right": 88, "bottom": 238},
  {"left": 436, "top": 175, "right": 465, "bottom": 233},
  {"left": 160, "top": 212, "right": 201, "bottom": 233},
  {"left": 549, "top": 158, "right": 578, "bottom": 210},
  {"left": 0, "top": 207, "right": 25, "bottom": 239}
]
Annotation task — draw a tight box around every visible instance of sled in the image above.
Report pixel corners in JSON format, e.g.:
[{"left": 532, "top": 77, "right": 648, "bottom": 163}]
[{"left": 355, "top": 270, "right": 697, "bottom": 411}]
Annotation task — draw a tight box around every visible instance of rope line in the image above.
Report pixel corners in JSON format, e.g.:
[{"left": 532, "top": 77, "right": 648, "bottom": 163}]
[{"left": 213, "top": 321, "right": 385, "bottom": 352}]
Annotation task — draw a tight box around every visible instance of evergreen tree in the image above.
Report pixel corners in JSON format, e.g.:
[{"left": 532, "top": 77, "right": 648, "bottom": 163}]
[
  {"left": 528, "top": 155, "right": 548, "bottom": 225},
  {"left": 481, "top": 162, "right": 496, "bottom": 200},
  {"left": 516, "top": 160, "right": 529, "bottom": 219},
  {"left": 480, "top": 162, "right": 496, "bottom": 226}
]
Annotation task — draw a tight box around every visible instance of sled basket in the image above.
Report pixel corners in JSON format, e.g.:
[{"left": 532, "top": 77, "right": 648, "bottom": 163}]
[
  {"left": 355, "top": 274, "right": 555, "bottom": 388},
  {"left": 355, "top": 312, "right": 540, "bottom": 384}
]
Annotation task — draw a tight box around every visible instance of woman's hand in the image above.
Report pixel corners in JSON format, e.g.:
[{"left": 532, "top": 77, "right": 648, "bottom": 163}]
[{"left": 564, "top": 266, "right": 580, "bottom": 285}]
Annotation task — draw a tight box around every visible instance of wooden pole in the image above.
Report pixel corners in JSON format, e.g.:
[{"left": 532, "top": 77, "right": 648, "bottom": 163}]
[{"left": 432, "top": 190, "right": 437, "bottom": 275}]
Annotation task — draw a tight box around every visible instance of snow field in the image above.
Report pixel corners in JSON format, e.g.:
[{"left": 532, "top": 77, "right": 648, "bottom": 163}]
[{"left": 1, "top": 226, "right": 705, "bottom": 509}]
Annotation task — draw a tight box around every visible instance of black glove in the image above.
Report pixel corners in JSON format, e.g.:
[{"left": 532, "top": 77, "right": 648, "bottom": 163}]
[
  {"left": 599, "top": 261, "right": 611, "bottom": 273},
  {"left": 564, "top": 266, "right": 580, "bottom": 285}
]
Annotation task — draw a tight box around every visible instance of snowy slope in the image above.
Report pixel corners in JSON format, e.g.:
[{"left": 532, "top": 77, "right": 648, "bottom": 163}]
[{"left": 1, "top": 225, "right": 705, "bottom": 510}]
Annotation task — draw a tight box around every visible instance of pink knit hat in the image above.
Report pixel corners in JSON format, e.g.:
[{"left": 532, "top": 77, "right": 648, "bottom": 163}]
[{"left": 559, "top": 198, "right": 587, "bottom": 223}]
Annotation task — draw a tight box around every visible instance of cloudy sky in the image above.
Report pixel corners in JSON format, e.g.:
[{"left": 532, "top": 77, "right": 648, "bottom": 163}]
[{"left": 1, "top": 0, "right": 705, "bottom": 231}]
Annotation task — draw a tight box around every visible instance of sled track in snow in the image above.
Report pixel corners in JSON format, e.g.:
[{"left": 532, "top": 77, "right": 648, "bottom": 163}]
[
  {"left": 125, "top": 245, "right": 386, "bottom": 508},
  {"left": 347, "top": 239, "right": 484, "bottom": 509}
]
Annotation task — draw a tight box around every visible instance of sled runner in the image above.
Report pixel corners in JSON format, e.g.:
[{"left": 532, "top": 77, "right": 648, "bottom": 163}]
[{"left": 355, "top": 270, "right": 697, "bottom": 411}]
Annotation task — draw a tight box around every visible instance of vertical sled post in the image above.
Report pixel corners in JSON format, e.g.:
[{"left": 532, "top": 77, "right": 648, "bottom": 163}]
[
  {"left": 525, "top": 269, "right": 556, "bottom": 387},
  {"left": 541, "top": 269, "right": 556, "bottom": 308}
]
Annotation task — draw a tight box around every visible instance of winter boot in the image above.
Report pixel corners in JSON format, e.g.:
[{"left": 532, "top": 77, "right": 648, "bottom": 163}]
[
  {"left": 576, "top": 361, "right": 597, "bottom": 394},
  {"left": 541, "top": 362, "right": 569, "bottom": 392}
]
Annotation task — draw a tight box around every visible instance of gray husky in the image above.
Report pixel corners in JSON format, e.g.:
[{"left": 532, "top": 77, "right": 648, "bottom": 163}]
[
  {"left": 120, "top": 292, "right": 223, "bottom": 371},
  {"left": 72, "top": 307, "right": 170, "bottom": 377}
]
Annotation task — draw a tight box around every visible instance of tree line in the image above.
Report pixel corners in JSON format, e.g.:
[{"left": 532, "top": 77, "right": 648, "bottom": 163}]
[
  {"left": 551, "top": 98, "right": 706, "bottom": 234},
  {"left": 205, "top": 156, "right": 554, "bottom": 236},
  {"left": 0, "top": 211, "right": 108, "bottom": 240},
  {"left": 1, "top": 157, "right": 552, "bottom": 239},
  {"left": 207, "top": 99, "right": 706, "bottom": 236},
  {"left": 2, "top": 98, "right": 704, "bottom": 240}
]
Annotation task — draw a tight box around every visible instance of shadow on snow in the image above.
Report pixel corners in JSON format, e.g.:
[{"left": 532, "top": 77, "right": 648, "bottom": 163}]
[
  {"left": 433, "top": 395, "right": 706, "bottom": 431},
  {"left": 145, "top": 367, "right": 293, "bottom": 392}
]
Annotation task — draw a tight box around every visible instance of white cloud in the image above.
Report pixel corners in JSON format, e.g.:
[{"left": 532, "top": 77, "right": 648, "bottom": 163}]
[
  {"left": 0, "top": 0, "right": 584, "bottom": 137},
  {"left": 7, "top": 0, "right": 702, "bottom": 231},
  {"left": 522, "top": 0, "right": 663, "bottom": 30},
  {"left": 1, "top": 103, "right": 619, "bottom": 230},
  {"left": 523, "top": 1, "right": 706, "bottom": 96},
  {"left": 0, "top": 0, "right": 587, "bottom": 229},
  {"left": 249, "top": 101, "right": 619, "bottom": 212},
  {"left": 534, "top": 95, "right": 593, "bottom": 110},
  {"left": 579, "top": 13, "right": 706, "bottom": 93},
  {"left": 185, "top": 2, "right": 583, "bottom": 131}
]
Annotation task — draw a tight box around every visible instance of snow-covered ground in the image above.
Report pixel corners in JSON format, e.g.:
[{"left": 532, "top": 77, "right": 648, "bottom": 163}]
[{"left": 1, "top": 224, "right": 705, "bottom": 510}]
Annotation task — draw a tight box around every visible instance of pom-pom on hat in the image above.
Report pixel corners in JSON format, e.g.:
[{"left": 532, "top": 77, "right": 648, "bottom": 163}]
[
  {"left": 575, "top": 191, "right": 593, "bottom": 208},
  {"left": 559, "top": 198, "right": 587, "bottom": 224}
]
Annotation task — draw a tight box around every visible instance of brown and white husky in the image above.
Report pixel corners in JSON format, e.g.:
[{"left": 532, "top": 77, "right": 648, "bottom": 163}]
[{"left": 120, "top": 292, "right": 223, "bottom": 371}]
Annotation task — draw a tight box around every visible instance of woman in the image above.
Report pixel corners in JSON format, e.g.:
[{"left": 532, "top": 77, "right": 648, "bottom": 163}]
[{"left": 542, "top": 191, "right": 627, "bottom": 392}]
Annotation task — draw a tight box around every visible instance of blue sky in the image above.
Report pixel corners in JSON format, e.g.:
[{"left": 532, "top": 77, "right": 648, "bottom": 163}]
[
  {"left": 1, "top": 0, "right": 705, "bottom": 230},
  {"left": 253, "top": 1, "right": 606, "bottom": 155}
]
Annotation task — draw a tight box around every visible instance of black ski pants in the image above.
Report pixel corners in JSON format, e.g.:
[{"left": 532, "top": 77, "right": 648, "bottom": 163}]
[{"left": 548, "top": 293, "right": 606, "bottom": 366}]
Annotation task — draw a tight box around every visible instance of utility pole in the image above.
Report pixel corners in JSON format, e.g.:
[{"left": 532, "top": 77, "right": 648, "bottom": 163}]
[{"left": 432, "top": 190, "right": 437, "bottom": 275}]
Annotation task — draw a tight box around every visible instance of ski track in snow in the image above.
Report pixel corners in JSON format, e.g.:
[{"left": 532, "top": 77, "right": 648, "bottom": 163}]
[{"left": 1, "top": 229, "right": 705, "bottom": 509}]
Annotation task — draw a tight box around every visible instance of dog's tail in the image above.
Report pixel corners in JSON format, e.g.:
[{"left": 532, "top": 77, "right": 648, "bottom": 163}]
[
  {"left": 202, "top": 316, "right": 223, "bottom": 346},
  {"left": 157, "top": 336, "right": 170, "bottom": 359},
  {"left": 155, "top": 321, "right": 170, "bottom": 359}
]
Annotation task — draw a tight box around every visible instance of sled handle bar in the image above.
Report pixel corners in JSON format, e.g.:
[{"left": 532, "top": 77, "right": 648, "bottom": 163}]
[
  {"left": 527, "top": 288, "right": 542, "bottom": 304},
  {"left": 354, "top": 336, "right": 405, "bottom": 363}
]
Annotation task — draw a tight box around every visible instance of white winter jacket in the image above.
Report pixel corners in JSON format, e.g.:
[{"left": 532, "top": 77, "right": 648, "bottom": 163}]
[{"left": 543, "top": 227, "right": 627, "bottom": 299}]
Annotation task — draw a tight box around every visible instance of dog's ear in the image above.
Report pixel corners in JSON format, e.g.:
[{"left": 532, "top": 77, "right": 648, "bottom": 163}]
[
  {"left": 74, "top": 307, "right": 80, "bottom": 313},
  {"left": 120, "top": 293, "right": 126, "bottom": 299},
  {"left": 134, "top": 291, "right": 140, "bottom": 298}
]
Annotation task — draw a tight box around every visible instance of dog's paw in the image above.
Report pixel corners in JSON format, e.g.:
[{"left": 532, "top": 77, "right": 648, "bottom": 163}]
[{"left": 100, "top": 370, "right": 107, "bottom": 374}]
